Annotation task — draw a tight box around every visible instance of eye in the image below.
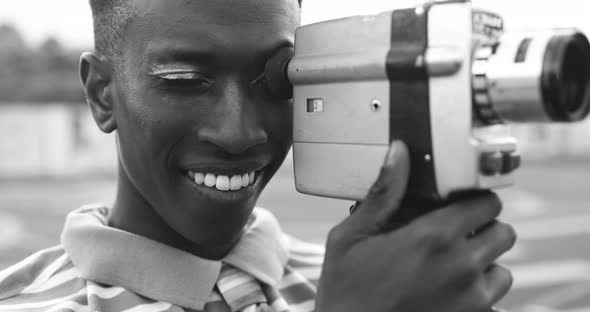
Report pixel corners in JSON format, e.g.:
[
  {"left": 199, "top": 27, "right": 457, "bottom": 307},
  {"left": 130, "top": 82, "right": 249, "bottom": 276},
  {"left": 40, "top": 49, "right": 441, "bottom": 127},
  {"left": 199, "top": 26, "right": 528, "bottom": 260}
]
[
  {"left": 153, "top": 71, "right": 213, "bottom": 93},
  {"left": 159, "top": 72, "right": 202, "bottom": 80}
]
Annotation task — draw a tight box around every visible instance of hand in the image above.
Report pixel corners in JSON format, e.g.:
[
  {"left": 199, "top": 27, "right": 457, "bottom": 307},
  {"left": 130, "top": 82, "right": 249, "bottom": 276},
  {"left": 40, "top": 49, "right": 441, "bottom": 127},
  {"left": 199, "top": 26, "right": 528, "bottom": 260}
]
[{"left": 316, "top": 141, "right": 517, "bottom": 312}]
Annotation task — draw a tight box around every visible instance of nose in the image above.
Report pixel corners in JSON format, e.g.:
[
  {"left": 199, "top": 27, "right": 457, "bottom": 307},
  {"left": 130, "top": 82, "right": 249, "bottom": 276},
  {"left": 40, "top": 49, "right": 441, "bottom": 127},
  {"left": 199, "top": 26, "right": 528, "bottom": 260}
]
[{"left": 197, "top": 80, "right": 268, "bottom": 155}]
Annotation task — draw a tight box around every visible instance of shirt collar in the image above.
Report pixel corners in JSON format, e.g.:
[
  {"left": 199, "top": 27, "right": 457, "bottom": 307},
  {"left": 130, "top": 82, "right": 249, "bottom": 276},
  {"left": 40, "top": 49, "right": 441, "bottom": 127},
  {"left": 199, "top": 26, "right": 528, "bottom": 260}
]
[{"left": 61, "top": 204, "right": 289, "bottom": 310}]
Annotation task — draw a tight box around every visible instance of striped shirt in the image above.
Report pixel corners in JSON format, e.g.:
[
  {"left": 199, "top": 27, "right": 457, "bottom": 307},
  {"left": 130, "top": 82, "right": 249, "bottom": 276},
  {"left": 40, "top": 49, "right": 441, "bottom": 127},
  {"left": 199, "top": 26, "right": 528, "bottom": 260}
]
[{"left": 0, "top": 205, "right": 324, "bottom": 312}]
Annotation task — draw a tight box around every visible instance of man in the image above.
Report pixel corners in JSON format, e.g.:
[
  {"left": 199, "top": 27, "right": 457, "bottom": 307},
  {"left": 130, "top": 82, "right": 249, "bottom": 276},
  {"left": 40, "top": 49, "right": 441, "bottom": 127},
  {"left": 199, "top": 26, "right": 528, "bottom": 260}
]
[{"left": 0, "top": 0, "right": 516, "bottom": 311}]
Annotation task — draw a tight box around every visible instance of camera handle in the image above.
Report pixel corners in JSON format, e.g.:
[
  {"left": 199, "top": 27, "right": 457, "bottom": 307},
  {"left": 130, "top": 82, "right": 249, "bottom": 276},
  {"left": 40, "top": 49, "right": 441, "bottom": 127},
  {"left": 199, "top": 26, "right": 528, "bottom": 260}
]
[{"left": 350, "top": 189, "right": 495, "bottom": 233}]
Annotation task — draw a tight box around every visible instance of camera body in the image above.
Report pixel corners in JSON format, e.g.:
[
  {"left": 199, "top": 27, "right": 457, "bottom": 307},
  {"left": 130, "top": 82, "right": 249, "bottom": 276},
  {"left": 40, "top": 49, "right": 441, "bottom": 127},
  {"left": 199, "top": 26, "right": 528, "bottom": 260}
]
[{"left": 279, "top": 0, "right": 590, "bottom": 201}]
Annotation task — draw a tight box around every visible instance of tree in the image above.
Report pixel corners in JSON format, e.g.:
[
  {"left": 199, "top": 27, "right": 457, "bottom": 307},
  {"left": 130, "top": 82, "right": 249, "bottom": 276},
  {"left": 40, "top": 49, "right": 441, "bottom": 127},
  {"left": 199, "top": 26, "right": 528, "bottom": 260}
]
[
  {"left": 0, "top": 24, "right": 26, "bottom": 54},
  {"left": 0, "top": 25, "right": 86, "bottom": 104}
]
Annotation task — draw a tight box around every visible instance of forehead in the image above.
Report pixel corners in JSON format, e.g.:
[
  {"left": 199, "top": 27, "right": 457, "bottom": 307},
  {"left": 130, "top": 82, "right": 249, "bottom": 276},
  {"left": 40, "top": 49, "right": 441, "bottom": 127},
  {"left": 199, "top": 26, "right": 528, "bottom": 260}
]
[{"left": 126, "top": 0, "right": 299, "bottom": 62}]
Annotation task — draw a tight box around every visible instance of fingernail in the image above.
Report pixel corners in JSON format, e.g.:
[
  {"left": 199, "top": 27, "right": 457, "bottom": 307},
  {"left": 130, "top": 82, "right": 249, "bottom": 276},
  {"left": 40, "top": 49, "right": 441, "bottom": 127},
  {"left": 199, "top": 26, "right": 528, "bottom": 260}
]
[{"left": 385, "top": 141, "right": 400, "bottom": 167}]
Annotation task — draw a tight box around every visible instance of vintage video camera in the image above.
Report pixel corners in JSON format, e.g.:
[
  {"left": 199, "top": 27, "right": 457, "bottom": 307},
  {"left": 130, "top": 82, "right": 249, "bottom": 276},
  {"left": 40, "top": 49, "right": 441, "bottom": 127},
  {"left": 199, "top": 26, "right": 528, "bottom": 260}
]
[{"left": 265, "top": 0, "right": 590, "bottom": 202}]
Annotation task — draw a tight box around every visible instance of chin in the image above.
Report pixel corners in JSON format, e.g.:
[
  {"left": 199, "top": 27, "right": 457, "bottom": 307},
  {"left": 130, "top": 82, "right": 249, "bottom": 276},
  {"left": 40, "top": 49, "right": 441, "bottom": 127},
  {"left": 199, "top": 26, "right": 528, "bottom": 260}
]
[{"left": 167, "top": 193, "right": 257, "bottom": 243}]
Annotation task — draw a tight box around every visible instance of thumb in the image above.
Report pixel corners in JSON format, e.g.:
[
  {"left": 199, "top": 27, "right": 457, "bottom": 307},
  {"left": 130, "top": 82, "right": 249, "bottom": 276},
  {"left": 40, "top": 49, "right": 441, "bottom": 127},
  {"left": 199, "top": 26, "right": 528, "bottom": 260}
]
[{"left": 350, "top": 140, "right": 410, "bottom": 229}]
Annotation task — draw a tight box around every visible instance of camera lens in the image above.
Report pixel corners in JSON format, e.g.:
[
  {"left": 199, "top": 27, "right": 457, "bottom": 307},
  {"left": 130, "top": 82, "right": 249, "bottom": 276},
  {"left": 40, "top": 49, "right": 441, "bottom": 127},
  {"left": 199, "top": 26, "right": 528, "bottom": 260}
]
[
  {"left": 475, "top": 29, "right": 590, "bottom": 124},
  {"left": 541, "top": 32, "right": 590, "bottom": 122},
  {"left": 562, "top": 43, "right": 586, "bottom": 112}
]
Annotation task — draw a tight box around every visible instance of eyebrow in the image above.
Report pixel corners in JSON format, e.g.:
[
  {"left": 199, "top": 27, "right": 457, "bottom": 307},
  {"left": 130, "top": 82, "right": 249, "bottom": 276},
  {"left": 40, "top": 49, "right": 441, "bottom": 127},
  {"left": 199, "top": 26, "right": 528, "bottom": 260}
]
[
  {"left": 146, "top": 41, "right": 294, "bottom": 69},
  {"left": 147, "top": 49, "right": 217, "bottom": 66}
]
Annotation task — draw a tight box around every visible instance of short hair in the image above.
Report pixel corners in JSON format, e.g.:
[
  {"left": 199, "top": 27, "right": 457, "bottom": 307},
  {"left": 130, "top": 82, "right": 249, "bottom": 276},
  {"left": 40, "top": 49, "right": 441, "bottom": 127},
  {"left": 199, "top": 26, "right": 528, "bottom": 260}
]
[
  {"left": 89, "top": 0, "right": 303, "bottom": 61},
  {"left": 89, "top": 0, "right": 135, "bottom": 60}
]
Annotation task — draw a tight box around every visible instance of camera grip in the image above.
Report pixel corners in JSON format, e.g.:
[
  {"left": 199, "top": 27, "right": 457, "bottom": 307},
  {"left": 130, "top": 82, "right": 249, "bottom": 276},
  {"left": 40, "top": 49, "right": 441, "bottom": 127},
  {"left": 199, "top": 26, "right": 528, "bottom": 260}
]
[{"left": 377, "top": 190, "right": 494, "bottom": 231}]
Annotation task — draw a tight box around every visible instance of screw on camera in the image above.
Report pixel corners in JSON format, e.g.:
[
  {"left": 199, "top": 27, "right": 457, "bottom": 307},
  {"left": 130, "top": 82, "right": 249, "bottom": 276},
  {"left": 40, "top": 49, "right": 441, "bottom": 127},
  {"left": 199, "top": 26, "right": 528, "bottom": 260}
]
[{"left": 371, "top": 99, "right": 382, "bottom": 112}]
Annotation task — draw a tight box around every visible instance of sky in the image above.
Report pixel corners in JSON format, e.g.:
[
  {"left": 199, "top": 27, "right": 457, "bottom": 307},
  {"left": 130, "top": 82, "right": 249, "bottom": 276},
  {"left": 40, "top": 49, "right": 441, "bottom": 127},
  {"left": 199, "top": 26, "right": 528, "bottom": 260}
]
[{"left": 0, "top": 0, "right": 589, "bottom": 49}]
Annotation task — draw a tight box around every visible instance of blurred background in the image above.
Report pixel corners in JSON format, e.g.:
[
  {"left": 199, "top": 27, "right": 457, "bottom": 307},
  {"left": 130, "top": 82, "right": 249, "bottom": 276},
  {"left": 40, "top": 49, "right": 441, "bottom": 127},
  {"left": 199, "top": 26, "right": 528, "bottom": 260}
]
[{"left": 0, "top": 0, "right": 589, "bottom": 311}]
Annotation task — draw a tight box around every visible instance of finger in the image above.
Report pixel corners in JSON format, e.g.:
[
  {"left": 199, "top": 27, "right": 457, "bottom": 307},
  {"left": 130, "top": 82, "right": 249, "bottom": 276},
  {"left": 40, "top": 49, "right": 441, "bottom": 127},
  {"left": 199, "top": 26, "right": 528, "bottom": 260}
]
[
  {"left": 416, "top": 191, "right": 502, "bottom": 239},
  {"left": 349, "top": 140, "right": 410, "bottom": 230},
  {"left": 481, "top": 263, "right": 513, "bottom": 306},
  {"left": 467, "top": 222, "right": 517, "bottom": 267}
]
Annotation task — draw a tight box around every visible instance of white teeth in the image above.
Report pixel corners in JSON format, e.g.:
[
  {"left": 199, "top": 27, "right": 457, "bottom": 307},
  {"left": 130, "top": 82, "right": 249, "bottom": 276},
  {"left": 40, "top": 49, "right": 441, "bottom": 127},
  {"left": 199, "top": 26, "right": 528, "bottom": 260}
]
[
  {"left": 188, "top": 170, "right": 258, "bottom": 191},
  {"left": 216, "top": 175, "right": 230, "bottom": 191},
  {"left": 204, "top": 173, "right": 216, "bottom": 187},
  {"left": 241, "top": 173, "right": 249, "bottom": 187},
  {"left": 194, "top": 172, "right": 205, "bottom": 185},
  {"left": 230, "top": 175, "right": 242, "bottom": 190}
]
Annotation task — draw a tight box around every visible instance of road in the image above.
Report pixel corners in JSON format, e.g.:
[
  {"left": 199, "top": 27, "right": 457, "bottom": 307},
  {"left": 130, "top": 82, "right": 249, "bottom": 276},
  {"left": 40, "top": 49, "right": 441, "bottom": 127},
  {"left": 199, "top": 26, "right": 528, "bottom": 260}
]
[{"left": 0, "top": 160, "right": 589, "bottom": 311}]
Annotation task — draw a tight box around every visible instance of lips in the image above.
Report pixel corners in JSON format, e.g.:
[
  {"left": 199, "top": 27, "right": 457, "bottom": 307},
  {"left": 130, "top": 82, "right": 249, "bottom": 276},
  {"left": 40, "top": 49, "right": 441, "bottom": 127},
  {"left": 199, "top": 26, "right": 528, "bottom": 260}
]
[
  {"left": 176, "top": 157, "right": 270, "bottom": 202},
  {"left": 179, "top": 160, "right": 267, "bottom": 177},
  {"left": 186, "top": 170, "right": 258, "bottom": 191}
]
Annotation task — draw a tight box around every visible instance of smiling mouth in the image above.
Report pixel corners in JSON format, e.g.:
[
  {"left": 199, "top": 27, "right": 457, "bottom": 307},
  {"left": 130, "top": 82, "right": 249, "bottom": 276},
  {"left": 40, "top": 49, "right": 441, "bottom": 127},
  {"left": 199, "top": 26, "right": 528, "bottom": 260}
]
[{"left": 183, "top": 169, "right": 262, "bottom": 192}]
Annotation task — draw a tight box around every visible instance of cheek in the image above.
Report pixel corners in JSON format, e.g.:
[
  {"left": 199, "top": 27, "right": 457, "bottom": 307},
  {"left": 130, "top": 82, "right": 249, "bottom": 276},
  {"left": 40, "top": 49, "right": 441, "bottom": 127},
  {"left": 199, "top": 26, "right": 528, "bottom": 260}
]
[
  {"left": 114, "top": 91, "right": 203, "bottom": 209},
  {"left": 114, "top": 85, "right": 197, "bottom": 178},
  {"left": 118, "top": 79, "right": 198, "bottom": 145},
  {"left": 113, "top": 62, "right": 189, "bottom": 157}
]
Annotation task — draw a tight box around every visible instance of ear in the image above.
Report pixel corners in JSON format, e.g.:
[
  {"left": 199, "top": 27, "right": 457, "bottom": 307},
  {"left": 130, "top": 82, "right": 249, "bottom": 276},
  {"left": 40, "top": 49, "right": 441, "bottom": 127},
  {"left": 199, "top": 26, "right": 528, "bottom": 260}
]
[{"left": 80, "top": 52, "right": 117, "bottom": 133}]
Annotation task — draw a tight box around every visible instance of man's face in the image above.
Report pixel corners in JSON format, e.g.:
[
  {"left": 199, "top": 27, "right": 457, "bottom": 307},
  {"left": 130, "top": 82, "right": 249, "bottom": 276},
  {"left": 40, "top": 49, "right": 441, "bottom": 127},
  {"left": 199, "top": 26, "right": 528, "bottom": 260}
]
[{"left": 111, "top": 0, "right": 299, "bottom": 246}]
